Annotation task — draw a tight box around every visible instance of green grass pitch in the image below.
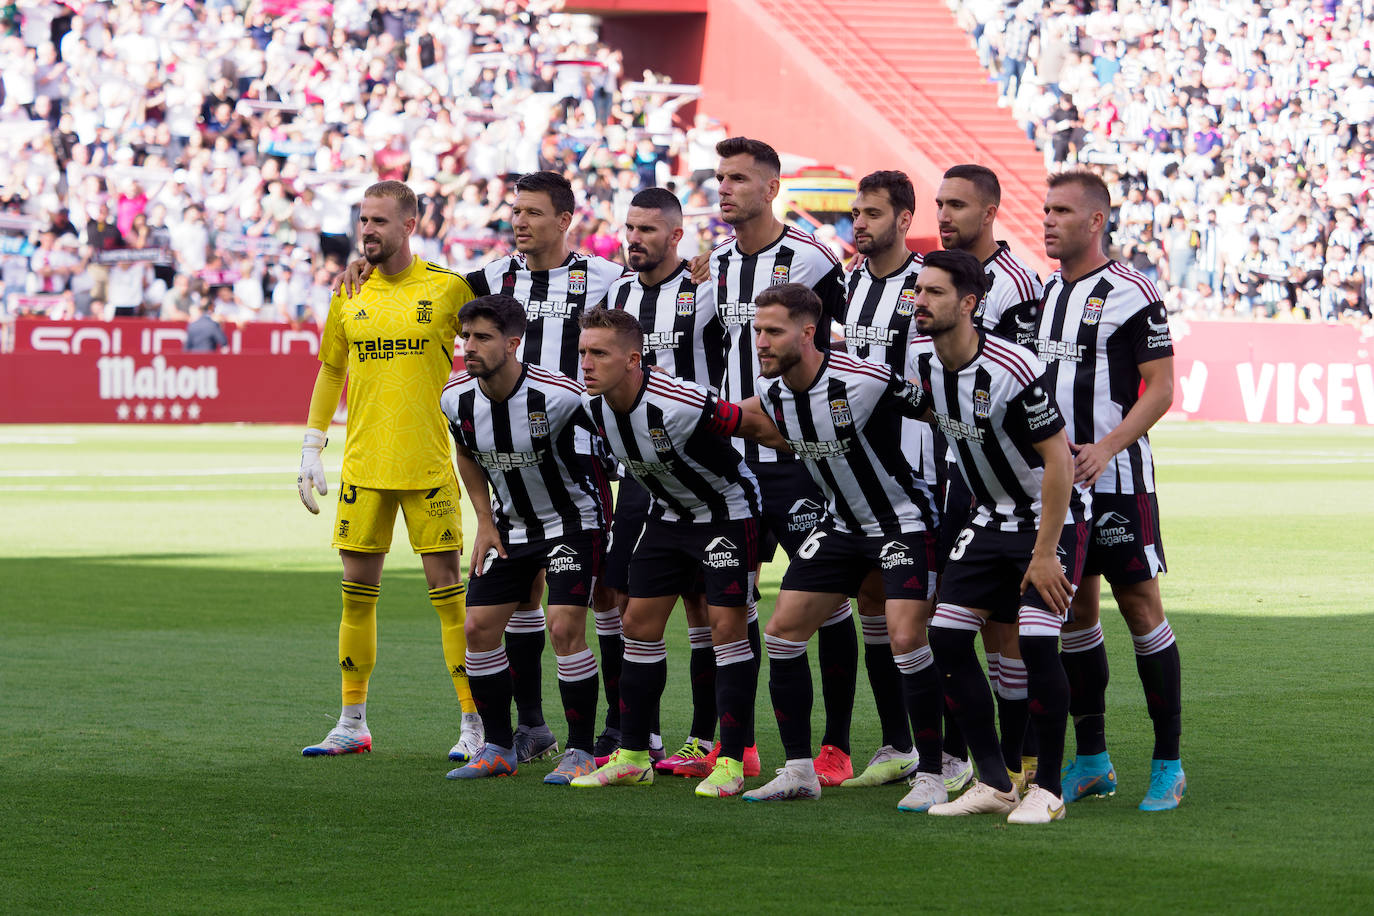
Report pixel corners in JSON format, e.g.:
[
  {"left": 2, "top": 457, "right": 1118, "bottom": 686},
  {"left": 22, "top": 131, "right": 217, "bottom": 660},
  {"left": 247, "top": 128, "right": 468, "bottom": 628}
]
[{"left": 3, "top": 421, "right": 1372, "bottom": 912}]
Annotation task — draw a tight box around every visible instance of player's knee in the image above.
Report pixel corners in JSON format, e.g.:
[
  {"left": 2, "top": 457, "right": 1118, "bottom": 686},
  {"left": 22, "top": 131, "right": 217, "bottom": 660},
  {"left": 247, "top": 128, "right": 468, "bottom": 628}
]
[
  {"left": 546, "top": 608, "right": 588, "bottom": 653},
  {"left": 1115, "top": 584, "right": 1165, "bottom": 634},
  {"left": 463, "top": 608, "right": 505, "bottom": 650}
]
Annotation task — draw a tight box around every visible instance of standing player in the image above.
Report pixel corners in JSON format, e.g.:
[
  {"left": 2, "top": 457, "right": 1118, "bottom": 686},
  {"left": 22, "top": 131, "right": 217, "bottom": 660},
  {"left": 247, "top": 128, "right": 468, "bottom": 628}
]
[
  {"left": 296, "top": 180, "right": 480, "bottom": 759},
  {"left": 441, "top": 295, "right": 609, "bottom": 785},
  {"left": 569, "top": 308, "right": 778, "bottom": 798},
  {"left": 1037, "top": 170, "right": 1184, "bottom": 811},
  {"left": 934, "top": 163, "right": 1047, "bottom": 788},
  {"left": 735, "top": 284, "right": 944, "bottom": 809},
  {"left": 605, "top": 187, "right": 748, "bottom": 776},
  {"left": 707, "top": 137, "right": 861, "bottom": 785},
  {"left": 908, "top": 249, "right": 1086, "bottom": 824}
]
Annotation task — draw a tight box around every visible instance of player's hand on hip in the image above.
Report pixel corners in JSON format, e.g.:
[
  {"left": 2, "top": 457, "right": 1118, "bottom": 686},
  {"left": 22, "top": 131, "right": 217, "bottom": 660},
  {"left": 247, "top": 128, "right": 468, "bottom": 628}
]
[
  {"left": 1021, "top": 553, "right": 1072, "bottom": 615},
  {"left": 297, "top": 429, "right": 328, "bottom": 514},
  {"left": 470, "top": 523, "right": 506, "bottom": 577},
  {"left": 687, "top": 252, "right": 709, "bottom": 285},
  {"left": 1068, "top": 440, "right": 1110, "bottom": 486}
]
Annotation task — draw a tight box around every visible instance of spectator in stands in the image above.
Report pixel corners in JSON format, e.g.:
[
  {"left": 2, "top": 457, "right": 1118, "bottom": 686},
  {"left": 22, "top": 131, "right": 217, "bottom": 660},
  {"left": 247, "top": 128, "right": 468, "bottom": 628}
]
[{"left": 185, "top": 300, "right": 228, "bottom": 352}]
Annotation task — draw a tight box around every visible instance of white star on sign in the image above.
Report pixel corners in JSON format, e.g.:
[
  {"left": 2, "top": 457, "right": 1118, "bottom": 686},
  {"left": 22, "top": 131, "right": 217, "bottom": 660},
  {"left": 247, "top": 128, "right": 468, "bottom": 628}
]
[
  {"left": 152, "top": 403, "right": 166, "bottom": 420},
  {"left": 187, "top": 403, "right": 201, "bottom": 420},
  {"left": 116, "top": 403, "right": 130, "bottom": 421},
  {"left": 170, "top": 403, "right": 184, "bottom": 420},
  {"left": 134, "top": 403, "right": 148, "bottom": 420}
]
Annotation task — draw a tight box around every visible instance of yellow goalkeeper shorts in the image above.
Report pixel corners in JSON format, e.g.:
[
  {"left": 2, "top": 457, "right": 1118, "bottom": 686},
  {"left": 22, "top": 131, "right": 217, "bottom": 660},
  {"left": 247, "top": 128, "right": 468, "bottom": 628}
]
[{"left": 331, "top": 473, "right": 463, "bottom": 554}]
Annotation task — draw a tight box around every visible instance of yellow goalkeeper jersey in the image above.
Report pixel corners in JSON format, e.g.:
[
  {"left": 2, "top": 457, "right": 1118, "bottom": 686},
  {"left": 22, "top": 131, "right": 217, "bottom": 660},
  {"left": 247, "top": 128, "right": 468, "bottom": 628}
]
[{"left": 319, "top": 257, "right": 474, "bottom": 490}]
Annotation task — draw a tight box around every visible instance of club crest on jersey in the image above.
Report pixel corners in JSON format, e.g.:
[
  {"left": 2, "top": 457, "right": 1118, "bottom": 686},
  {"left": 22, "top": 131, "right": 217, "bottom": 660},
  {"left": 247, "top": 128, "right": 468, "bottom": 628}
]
[
  {"left": 527, "top": 411, "right": 549, "bottom": 438},
  {"left": 676, "top": 291, "right": 695, "bottom": 316},
  {"left": 416, "top": 300, "right": 433, "bottom": 324},
  {"left": 568, "top": 269, "right": 587, "bottom": 294},
  {"left": 829, "top": 398, "right": 853, "bottom": 428},
  {"left": 897, "top": 289, "right": 917, "bottom": 317},
  {"left": 973, "top": 389, "right": 992, "bottom": 419},
  {"left": 649, "top": 427, "right": 673, "bottom": 453},
  {"left": 771, "top": 265, "right": 790, "bottom": 286},
  {"left": 1082, "top": 297, "right": 1105, "bottom": 326}
]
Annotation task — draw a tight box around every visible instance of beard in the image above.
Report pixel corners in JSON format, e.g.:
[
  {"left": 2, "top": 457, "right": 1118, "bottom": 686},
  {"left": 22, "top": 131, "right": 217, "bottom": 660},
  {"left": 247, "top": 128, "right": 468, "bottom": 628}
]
[
  {"left": 759, "top": 347, "right": 801, "bottom": 378},
  {"left": 363, "top": 237, "right": 399, "bottom": 265},
  {"left": 627, "top": 245, "right": 664, "bottom": 272},
  {"left": 856, "top": 223, "right": 898, "bottom": 256}
]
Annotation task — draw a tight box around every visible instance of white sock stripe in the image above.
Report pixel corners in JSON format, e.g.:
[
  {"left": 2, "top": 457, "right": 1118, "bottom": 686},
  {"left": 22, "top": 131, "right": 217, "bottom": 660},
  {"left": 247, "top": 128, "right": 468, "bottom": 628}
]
[
  {"left": 504, "top": 607, "right": 547, "bottom": 634},
  {"left": 1018, "top": 608, "right": 1064, "bottom": 638},
  {"left": 995, "top": 657, "right": 1028, "bottom": 698},
  {"left": 556, "top": 649, "right": 599, "bottom": 681},
  {"left": 860, "top": 615, "right": 891, "bottom": 645},
  {"left": 1132, "top": 619, "right": 1176, "bottom": 655},
  {"left": 931, "top": 603, "right": 985, "bottom": 632},
  {"left": 465, "top": 646, "right": 509, "bottom": 678},
  {"left": 764, "top": 633, "right": 808, "bottom": 660},
  {"left": 713, "top": 638, "right": 755, "bottom": 666},
  {"left": 746, "top": 603, "right": 759, "bottom": 624},
  {"left": 687, "top": 626, "right": 714, "bottom": 650},
  {"left": 622, "top": 637, "right": 667, "bottom": 664},
  {"left": 821, "top": 599, "right": 854, "bottom": 626},
  {"left": 893, "top": 645, "right": 934, "bottom": 674},
  {"left": 1061, "top": 622, "right": 1105, "bottom": 653},
  {"left": 593, "top": 609, "right": 622, "bottom": 636}
]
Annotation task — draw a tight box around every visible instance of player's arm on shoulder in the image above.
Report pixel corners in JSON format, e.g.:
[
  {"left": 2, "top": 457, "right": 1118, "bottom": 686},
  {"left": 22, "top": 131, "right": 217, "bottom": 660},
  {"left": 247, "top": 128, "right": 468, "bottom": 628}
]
[
  {"left": 735, "top": 396, "right": 789, "bottom": 451},
  {"left": 1022, "top": 428, "right": 1074, "bottom": 614},
  {"left": 884, "top": 371, "right": 933, "bottom": 420},
  {"left": 333, "top": 257, "right": 374, "bottom": 299},
  {"left": 688, "top": 250, "right": 710, "bottom": 285}
]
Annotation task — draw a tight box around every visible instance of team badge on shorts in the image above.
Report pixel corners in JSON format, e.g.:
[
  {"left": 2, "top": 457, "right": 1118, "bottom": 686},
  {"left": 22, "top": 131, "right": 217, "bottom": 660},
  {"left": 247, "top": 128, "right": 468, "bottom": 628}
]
[
  {"left": 1082, "top": 296, "right": 1105, "bottom": 326},
  {"left": 547, "top": 543, "right": 582, "bottom": 573},
  {"left": 897, "top": 289, "right": 917, "bottom": 317},
  {"left": 829, "top": 398, "right": 853, "bottom": 427},
  {"left": 704, "top": 536, "right": 741, "bottom": 568},
  {"left": 528, "top": 411, "right": 549, "bottom": 438},
  {"left": 649, "top": 427, "right": 674, "bottom": 453},
  {"left": 416, "top": 300, "right": 433, "bottom": 323},
  {"left": 973, "top": 389, "right": 991, "bottom": 419},
  {"left": 676, "top": 291, "right": 695, "bottom": 316},
  {"left": 771, "top": 265, "right": 790, "bottom": 285},
  {"left": 568, "top": 269, "right": 587, "bottom": 294}
]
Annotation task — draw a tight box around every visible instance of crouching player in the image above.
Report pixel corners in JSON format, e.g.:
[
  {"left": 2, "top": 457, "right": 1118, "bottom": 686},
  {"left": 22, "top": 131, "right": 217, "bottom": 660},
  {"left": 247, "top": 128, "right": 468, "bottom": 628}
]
[{"left": 442, "top": 295, "right": 611, "bottom": 784}]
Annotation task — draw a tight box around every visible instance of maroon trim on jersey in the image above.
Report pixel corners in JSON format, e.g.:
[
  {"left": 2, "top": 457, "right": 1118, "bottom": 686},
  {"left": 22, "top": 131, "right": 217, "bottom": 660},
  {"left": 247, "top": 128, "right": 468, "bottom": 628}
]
[
  {"left": 993, "top": 246, "right": 1039, "bottom": 303},
  {"left": 1107, "top": 261, "right": 1162, "bottom": 305},
  {"left": 527, "top": 364, "right": 586, "bottom": 396},
  {"left": 982, "top": 335, "right": 1040, "bottom": 386},
  {"left": 646, "top": 374, "right": 707, "bottom": 410},
  {"left": 829, "top": 351, "right": 895, "bottom": 383}
]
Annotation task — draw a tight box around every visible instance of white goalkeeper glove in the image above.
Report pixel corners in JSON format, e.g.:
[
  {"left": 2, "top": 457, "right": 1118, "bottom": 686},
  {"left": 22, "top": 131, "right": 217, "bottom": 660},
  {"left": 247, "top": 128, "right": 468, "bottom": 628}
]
[{"left": 297, "top": 429, "right": 329, "bottom": 514}]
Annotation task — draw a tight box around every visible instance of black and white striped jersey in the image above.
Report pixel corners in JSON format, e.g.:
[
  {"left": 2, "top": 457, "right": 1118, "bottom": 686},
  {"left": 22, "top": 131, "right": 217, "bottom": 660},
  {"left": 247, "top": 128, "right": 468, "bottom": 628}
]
[
  {"left": 582, "top": 371, "right": 761, "bottom": 525},
  {"left": 608, "top": 261, "right": 726, "bottom": 390},
  {"left": 758, "top": 351, "right": 936, "bottom": 538},
  {"left": 843, "top": 252, "right": 939, "bottom": 487},
  {"left": 466, "top": 252, "right": 627, "bottom": 377},
  {"left": 908, "top": 329, "right": 1082, "bottom": 532},
  {"left": 712, "top": 226, "right": 847, "bottom": 463},
  {"left": 442, "top": 364, "right": 607, "bottom": 544},
  {"left": 973, "top": 241, "right": 1045, "bottom": 348},
  {"left": 1036, "top": 260, "right": 1172, "bottom": 495}
]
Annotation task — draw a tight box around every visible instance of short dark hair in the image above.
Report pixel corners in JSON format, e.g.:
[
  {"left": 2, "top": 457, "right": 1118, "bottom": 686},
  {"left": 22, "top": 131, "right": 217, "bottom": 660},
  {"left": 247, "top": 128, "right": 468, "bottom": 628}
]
[
  {"left": 942, "top": 164, "right": 1002, "bottom": 207},
  {"left": 1047, "top": 169, "right": 1111, "bottom": 214},
  {"left": 857, "top": 170, "right": 915, "bottom": 216},
  {"left": 514, "top": 170, "right": 575, "bottom": 215},
  {"left": 756, "top": 282, "right": 822, "bottom": 326},
  {"left": 714, "top": 136, "right": 781, "bottom": 176},
  {"left": 921, "top": 249, "right": 991, "bottom": 304},
  {"left": 580, "top": 306, "right": 643, "bottom": 351},
  {"left": 629, "top": 187, "right": 683, "bottom": 221},
  {"left": 460, "top": 294, "right": 528, "bottom": 338}
]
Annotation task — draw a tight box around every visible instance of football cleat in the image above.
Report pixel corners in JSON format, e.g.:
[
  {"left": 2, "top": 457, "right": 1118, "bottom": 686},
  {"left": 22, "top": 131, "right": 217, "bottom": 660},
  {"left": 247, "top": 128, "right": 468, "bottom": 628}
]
[
  {"left": 592, "top": 727, "right": 622, "bottom": 767},
  {"left": 657, "top": 736, "right": 712, "bottom": 774},
  {"left": 1062, "top": 751, "right": 1117, "bottom": 802},
  {"left": 940, "top": 752, "right": 974, "bottom": 793},
  {"left": 742, "top": 764, "right": 822, "bottom": 803},
  {"left": 680, "top": 741, "right": 762, "bottom": 778},
  {"left": 543, "top": 748, "right": 597, "bottom": 785},
  {"left": 513, "top": 723, "right": 559, "bottom": 763},
  {"left": 1138, "top": 759, "right": 1186, "bottom": 812},
  {"left": 569, "top": 749, "right": 655, "bottom": 788},
  {"left": 1007, "top": 785, "right": 1067, "bottom": 824},
  {"left": 813, "top": 744, "right": 853, "bottom": 787},
  {"left": 695, "top": 756, "right": 745, "bottom": 798},
  {"left": 927, "top": 780, "right": 1019, "bottom": 816},
  {"left": 897, "top": 772, "right": 948, "bottom": 813},
  {"left": 842, "top": 745, "right": 921, "bottom": 787},
  {"left": 448, "top": 712, "right": 485, "bottom": 762},
  {"left": 446, "top": 743, "right": 517, "bottom": 779},
  {"left": 302, "top": 722, "right": 371, "bottom": 757}
]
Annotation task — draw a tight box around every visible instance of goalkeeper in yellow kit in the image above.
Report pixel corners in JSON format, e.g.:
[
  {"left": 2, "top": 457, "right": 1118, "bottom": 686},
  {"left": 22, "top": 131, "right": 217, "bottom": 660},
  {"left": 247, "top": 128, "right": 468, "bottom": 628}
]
[{"left": 297, "top": 180, "right": 481, "bottom": 761}]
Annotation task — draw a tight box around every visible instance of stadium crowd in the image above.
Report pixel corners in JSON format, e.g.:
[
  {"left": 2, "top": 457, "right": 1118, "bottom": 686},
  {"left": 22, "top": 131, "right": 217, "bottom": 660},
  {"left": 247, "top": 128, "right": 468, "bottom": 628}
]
[
  {"left": 0, "top": 0, "right": 723, "bottom": 325},
  {"left": 958, "top": 0, "right": 1373, "bottom": 322}
]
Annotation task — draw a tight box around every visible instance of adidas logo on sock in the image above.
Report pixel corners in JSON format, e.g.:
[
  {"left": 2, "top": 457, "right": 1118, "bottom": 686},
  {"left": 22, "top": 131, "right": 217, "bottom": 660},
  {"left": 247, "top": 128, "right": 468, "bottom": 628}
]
[{"left": 340, "top": 656, "right": 358, "bottom": 672}]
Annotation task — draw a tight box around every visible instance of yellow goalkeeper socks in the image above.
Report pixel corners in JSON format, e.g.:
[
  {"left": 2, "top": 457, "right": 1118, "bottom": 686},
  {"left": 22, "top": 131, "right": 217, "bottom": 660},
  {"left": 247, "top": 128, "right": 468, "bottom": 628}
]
[
  {"left": 430, "top": 582, "right": 476, "bottom": 714},
  {"left": 339, "top": 580, "right": 380, "bottom": 705}
]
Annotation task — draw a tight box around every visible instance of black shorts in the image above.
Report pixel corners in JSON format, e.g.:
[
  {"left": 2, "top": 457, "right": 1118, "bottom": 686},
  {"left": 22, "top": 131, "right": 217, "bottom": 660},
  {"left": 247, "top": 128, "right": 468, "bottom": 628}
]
[
  {"left": 1082, "top": 492, "right": 1167, "bottom": 585},
  {"left": 629, "top": 517, "right": 758, "bottom": 607},
  {"left": 935, "top": 463, "right": 975, "bottom": 575},
  {"left": 750, "top": 459, "right": 827, "bottom": 564},
  {"left": 466, "top": 531, "right": 603, "bottom": 608},
  {"left": 938, "top": 521, "right": 1088, "bottom": 624},
  {"left": 780, "top": 524, "right": 936, "bottom": 601},
  {"left": 603, "top": 477, "right": 651, "bottom": 593}
]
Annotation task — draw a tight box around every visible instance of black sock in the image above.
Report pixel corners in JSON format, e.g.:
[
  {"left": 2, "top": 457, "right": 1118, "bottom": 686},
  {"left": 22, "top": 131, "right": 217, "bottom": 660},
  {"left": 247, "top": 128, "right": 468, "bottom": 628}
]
[
  {"left": 943, "top": 707, "right": 968, "bottom": 760},
  {"left": 1136, "top": 643, "right": 1182, "bottom": 760},
  {"left": 866, "top": 640, "right": 914, "bottom": 753},
  {"left": 688, "top": 644, "right": 718, "bottom": 741},
  {"left": 996, "top": 694, "right": 1030, "bottom": 772},
  {"left": 469, "top": 671, "right": 514, "bottom": 749},
  {"left": 1022, "top": 716, "right": 1040, "bottom": 759},
  {"left": 715, "top": 660, "right": 754, "bottom": 761},
  {"left": 597, "top": 631, "right": 623, "bottom": 731},
  {"left": 746, "top": 615, "right": 761, "bottom": 746},
  {"left": 817, "top": 617, "right": 857, "bottom": 754},
  {"left": 558, "top": 674, "right": 599, "bottom": 753},
  {"left": 1021, "top": 634, "right": 1069, "bottom": 797},
  {"left": 900, "top": 663, "right": 943, "bottom": 775},
  {"left": 505, "top": 629, "right": 546, "bottom": 728},
  {"left": 1062, "top": 642, "right": 1109, "bottom": 756},
  {"left": 928, "top": 626, "right": 1010, "bottom": 791},
  {"left": 618, "top": 658, "right": 667, "bottom": 753},
  {"left": 768, "top": 653, "right": 813, "bottom": 761}
]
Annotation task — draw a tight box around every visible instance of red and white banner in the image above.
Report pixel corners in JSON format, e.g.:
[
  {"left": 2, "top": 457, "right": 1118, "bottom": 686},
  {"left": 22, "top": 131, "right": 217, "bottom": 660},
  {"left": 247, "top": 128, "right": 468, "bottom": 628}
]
[
  {"left": 1170, "top": 319, "right": 1374, "bottom": 425},
  {"left": 10, "top": 319, "right": 322, "bottom": 357}
]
